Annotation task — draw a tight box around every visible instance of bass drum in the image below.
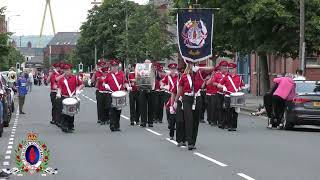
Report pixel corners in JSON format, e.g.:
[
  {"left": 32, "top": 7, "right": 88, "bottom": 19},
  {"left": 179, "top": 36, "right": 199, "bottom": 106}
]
[{"left": 135, "top": 63, "right": 155, "bottom": 90}]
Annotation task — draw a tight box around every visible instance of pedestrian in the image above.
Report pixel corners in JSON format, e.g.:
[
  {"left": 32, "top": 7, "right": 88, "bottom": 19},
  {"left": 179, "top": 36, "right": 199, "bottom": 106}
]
[
  {"left": 271, "top": 73, "right": 296, "bottom": 128},
  {"left": 174, "top": 61, "right": 202, "bottom": 150},
  {"left": 293, "top": 69, "right": 306, "bottom": 81},
  {"left": 8, "top": 67, "right": 17, "bottom": 87},
  {"left": 128, "top": 64, "right": 140, "bottom": 126},
  {"left": 57, "top": 63, "right": 84, "bottom": 133},
  {"left": 218, "top": 62, "right": 245, "bottom": 131},
  {"left": 47, "top": 63, "right": 61, "bottom": 125},
  {"left": 28, "top": 70, "right": 34, "bottom": 92},
  {"left": 37, "top": 73, "right": 42, "bottom": 86},
  {"left": 103, "top": 59, "right": 131, "bottom": 132},
  {"left": 205, "top": 66, "right": 219, "bottom": 126},
  {"left": 161, "top": 63, "right": 179, "bottom": 129},
  {"left": 91, "top": 60, "right": 106, "bottom": 124},
  {"left": 96, "top": 65, "right": 111, "bottom": 125},
  {"left": 16, "top": 72, "right": 28, "bottom": 114}
]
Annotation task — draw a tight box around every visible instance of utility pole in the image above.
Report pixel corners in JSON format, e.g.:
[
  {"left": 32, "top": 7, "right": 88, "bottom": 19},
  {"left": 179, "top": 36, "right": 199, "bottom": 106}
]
[
  {"left": 299, "top": 0, "right": 305, "bottom": 71},
  {"left": 94, "top": 45, "right": 97, "bottom": 69},
  {"left": 125, "top": 0, "right": 129, "bottom": 68}
]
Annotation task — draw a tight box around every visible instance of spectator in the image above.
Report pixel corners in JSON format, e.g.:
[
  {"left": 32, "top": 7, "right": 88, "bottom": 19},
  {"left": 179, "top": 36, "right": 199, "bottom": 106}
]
[
  {"left": 293, "top": 69, "right": 306, "bottom": 81},
  {"left": 16, "top": 73, "right": 28, "bottom": 114},
  {"left": 28, "top": 70, "right": 34, "bottom": 92}
]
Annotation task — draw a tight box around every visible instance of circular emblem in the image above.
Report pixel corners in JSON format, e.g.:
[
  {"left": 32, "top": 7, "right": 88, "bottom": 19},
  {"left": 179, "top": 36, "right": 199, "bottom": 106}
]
[{"left": 181, "top": 19, "right": 208, "bottom": 49}]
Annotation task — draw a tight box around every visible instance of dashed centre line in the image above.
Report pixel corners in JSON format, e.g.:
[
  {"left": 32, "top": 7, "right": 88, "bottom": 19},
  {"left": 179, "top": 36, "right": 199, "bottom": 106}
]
[
  {"left": 194, "top": 152, "right": 228, "bottom": 167},
  {"left": 238, "top": 173, "right": 256, "bottom": 180},
  {"left": 146, "top": 128, "right": 162, "bottom": 136}
]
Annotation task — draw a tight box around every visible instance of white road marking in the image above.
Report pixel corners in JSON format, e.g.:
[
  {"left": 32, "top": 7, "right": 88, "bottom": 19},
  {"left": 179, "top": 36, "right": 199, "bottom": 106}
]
[
  {"left": 6, "top": 151, "right": 11, "bottom": 154},
  {"left": 9, "top": 138, "right": 14, "bottom": 141},
  {"left": 146, "top": 128, "right": 162, "bottom": 136},
  {"left": 166, "top": 138, "right": 178, "bottom": 145},
  {"left": 4, "top": 156, "right": 10, "bottom": 160},
  {"left": 10, "top": 135, "right": 14, "bottom": 137},
  {"left": 7, "top": 146, "right": 12, "bottom": 149},
  {"left": 12, "top": 127, "right": 16, "bottom": 129},
  {"left": 120, "top": 115, "right": 130, "bottom": 120},
  {"left": 194, "top": 152, "right": 228, "bottom": 167},
  {"left": 17, "top": 174, "right": 23, "bottom": 176},
  {"left": 237, "top": 173, "right": 255, "bottom": 180},
  {"left": 8, "top": 142, "right": 13, "bottom": 145},
  {"left": 3, "top": 162, "right": 9, "bottom": 166},
  {"left": 12, "top": 129, "right": 16, "bottom": 132},
  {"left": 11, "top": 131, "right": 15, "bottom": 134}
]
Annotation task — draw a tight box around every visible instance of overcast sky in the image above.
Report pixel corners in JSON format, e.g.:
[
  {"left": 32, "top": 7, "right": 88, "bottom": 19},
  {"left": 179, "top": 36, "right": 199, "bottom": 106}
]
[{"left": 0, "top": 0, "right": 149, "bottom": 36}]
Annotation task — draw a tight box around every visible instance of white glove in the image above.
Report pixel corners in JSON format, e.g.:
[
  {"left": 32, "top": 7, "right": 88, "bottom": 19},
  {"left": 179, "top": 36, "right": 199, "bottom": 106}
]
[
  {"left": 169, "top": 106, "right": 176, "bottom": 114},
  {"left": 56, "top": 93, "right": 61, "bottom": 99},
  {"left": 173, "top": 102, "right": 177, "bottom": 109},
  {"left": 223, "top": 86, "right": 227, "bottom": 92},
  {"left": 192, "top": 66, "right": 199, "bottom": 72},
  {"left": 104, "top": 84, "right": 111, "bottom": 91},
  {"left": 243, "top": 84, "right": 250, "bottom": 90},
  {"left": 127, "top": 87, "right": 132, "bottom": 92},
  {"left": 164, "top": 85, "right": 169, "bottom": 91},
  {"left": 76, "top": 89, "right": 82, "bottom": 95}
]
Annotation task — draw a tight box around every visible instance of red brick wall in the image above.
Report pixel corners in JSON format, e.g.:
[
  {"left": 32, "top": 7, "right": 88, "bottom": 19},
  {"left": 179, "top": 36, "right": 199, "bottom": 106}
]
[
  {"left": 305, "top": 68, "right": 320, "bottom": 80},
  {"left": 44, "top": 45, "right": 76, "bottom": 62}
]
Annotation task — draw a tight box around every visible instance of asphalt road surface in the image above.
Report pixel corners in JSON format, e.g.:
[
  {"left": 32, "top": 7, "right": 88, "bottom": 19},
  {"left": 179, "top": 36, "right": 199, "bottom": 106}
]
[{"left": 1, "top": 86, "right": 320, "bottom": 180}]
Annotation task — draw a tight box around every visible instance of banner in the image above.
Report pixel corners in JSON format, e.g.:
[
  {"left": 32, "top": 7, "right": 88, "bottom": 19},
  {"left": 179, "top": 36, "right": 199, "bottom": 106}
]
[{"left": 177, "top": 9, "right": 214, "bottom": 63}]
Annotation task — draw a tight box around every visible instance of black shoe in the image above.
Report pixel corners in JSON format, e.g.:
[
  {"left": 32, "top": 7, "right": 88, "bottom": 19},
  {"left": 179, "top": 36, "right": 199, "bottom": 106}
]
[
  {"left": 148, "top": 124, "right": 153, "bottom": 127},
  {"left": 20, "top": 112, "right": 26, "bottom": 114},
  {"left": 106, "top": 120, "right": 110, "bottom": 125},
  {"left": 140, "top": 124, "right": 146, "bottom": 127},
  {"left": 50, "top": 121, "right": 56, "bottom": 125},
  {"left": 218, "top": 125, "right": 224, "bottom": 129},
  {"left": 97, "top": 120, "right": 102, "bottom": 124},
  {"left": 177, "top": 142, "right": 183, "bottom": 147},
  {"left": 100, "top": 121, "right": 106, "bottom": 125},
  {"left": 159, "top": 121, "right": 163, "bottom": 123},
  {"left": 130, "top": 122, "right": 134, "bottom": 126},
  {"left": 62, "top": 128, "right": 68, "bottom": 133},
  {"left": 170, "top": 137, "right": 174, "bottom": 140},
  {"left": 228, "top": 128, "right": 233, "bottom": 131},
  {"left": 200, "top": 119, "right": 205, "bottom": 123},
  {"left": 154, "top": 121, "right": 158, "bottom": 124},
  {"left": 188, "top": 145, "right": 196, "bottom": 150},
  {"left": 232, "top": 128, "right": 237, "bottom": 131},
  {"left": 115, "top": 128, "right": 121, "bottom": 131},
  {"left": 135, "top": 122, "right": 140, "bottom": 126},
  {"left": 182, "top": 142, "right": 186, "bottom": 147},
  {"left": 110, "top": 127, "right": 115, "bottom": 132},
  {"left": 0, "top": 170, "right": 11, "bottom": 177}
]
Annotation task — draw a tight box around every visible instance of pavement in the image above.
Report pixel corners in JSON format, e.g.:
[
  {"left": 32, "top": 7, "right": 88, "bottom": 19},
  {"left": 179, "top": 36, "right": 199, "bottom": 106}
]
[{"left": 0, "top": 86, "right": 320, "bottom": 180}]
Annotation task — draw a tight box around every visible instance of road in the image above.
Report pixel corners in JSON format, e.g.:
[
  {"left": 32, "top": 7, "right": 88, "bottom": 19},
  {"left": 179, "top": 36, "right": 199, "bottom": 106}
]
[{"left": 1, "top": 85, "right": 320, "bottom": 180}]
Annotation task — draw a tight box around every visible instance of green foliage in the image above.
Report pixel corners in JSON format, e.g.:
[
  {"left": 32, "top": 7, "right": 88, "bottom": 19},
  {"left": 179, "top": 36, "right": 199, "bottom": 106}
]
[{"left": 76, "top": 0, "right": 175, "bottom": 68}]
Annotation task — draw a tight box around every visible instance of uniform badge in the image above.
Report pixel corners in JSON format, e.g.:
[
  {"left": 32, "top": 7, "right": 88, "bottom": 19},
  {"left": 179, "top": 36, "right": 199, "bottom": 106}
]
[{"left": 8, "top": 132, "right": 58, "bottom": 176}]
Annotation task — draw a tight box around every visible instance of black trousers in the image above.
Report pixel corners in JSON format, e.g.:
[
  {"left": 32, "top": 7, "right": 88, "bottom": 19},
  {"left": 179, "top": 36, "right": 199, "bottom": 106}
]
[
  {"left": 153, "top": 91, "right": 165, "bottom": 122},
  {"left": 163, "top": 92, "right": 171, "bottom": 125},
  {"left": 61, "top": 97, "right": 75, "bottom": 130},
  {"left": 96, "top": 90, "right": 101, "bottom": 121},
  {"left": 211, "top": 94, "right": 219, "bottom": 125},
  {"left": 182, "top": 95, "right": 200, "bottom": 146},
  {"left": 264, "top": 92, "right": 274, "bottom": 119},
  {"left": 216, "top": 94, "right": 225, "bottom": 127},
  {"left": 272, "top": 95, "right": 286, "bottom": 126},
  {"left": 110, "top": 107, "right": 121, "bottom": 130},
  {"left": 129, "top": 91, "right": 140, "bottom": 123},
  {"left": 50, "top": 92, "right": 59, "bottom": 123},
  {"left": 56, "top": 97, "right": 63, "bottom": 126},
  {"left": 18, "top": 96, "right": 25, "bottom": 112},
  {"left": 175, "top": 101, "right": 185, "bottom": 143},
  {"left": 97, "top": 93, "right": 111, "bottom": 123},
  {"left": 224, "top": 97, "right": 238, "bottom": 129},
  {"left": 199, "top": 90, "right": 207, "bottom": 120},
  {"left": 139, "top": 90, "right": 154, "bottom": 125},
  {"left": 167, "top": 106, "right": 176, "bottom": 138},
  {"left": 206, "top": 95, "right": 214, "bottom": 124}
]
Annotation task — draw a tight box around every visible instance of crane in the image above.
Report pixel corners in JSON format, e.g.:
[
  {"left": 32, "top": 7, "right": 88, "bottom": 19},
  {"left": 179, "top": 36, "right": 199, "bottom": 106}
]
[{"left": 38, "top": 0, "right": 56, "bottom": 47}]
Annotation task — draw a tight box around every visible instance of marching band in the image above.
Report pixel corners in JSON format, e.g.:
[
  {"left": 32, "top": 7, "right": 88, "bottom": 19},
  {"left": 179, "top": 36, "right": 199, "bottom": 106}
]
[{"left": 47, "top": 58, "right": 246, "bottom": 149}]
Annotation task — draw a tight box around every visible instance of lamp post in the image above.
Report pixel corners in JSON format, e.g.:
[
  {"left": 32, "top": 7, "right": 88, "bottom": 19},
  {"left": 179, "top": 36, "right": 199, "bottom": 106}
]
[{"left": 7, "top": 15, "right": 20, "bottom": 33}]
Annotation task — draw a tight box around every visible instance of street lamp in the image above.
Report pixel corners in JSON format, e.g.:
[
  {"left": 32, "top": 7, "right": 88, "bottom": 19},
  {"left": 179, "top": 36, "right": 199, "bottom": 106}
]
[{"left": 7, "top": 15, "right": 20, "bottom": 32}]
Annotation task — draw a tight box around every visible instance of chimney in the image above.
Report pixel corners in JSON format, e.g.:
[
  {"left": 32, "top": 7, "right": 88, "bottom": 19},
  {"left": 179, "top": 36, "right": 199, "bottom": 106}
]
[{"left": 27, "top": 41, "right": 32, "bottom": 48}]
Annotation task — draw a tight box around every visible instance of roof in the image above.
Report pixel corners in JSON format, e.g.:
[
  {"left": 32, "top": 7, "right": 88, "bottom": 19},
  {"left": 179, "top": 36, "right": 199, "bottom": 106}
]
[
  {"left": 17, "top": 47, "right": 44, "bottom": 56},
  {"left": 47, "top": 32, "right": 80, "bottom": 46}
]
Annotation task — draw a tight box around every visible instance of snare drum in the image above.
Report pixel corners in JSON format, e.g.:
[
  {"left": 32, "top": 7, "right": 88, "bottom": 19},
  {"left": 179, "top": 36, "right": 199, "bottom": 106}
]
[
  {"left": 135, "top": 63, "right": 155, "bottom": 90},
  {"left": 62, "top": 97, "right": 80, "bottom": 116},
  {"left": 230, "top": 92, "right": 245, "bottom": 107},
  {"left": 111, "top": 91, "right": 127, "bottom": 108}
]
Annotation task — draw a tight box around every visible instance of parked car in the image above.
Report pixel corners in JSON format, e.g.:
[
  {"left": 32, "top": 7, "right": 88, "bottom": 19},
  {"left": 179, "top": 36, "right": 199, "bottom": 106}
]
[
  {"left": 0, "top": 73, "right": 14, "bottom": 128},
  {"left": 0, "top": 89, "right": 4, "bottom": 137},
  {"left": 282, "top": 81, "right": 320, "bottom": 130}
]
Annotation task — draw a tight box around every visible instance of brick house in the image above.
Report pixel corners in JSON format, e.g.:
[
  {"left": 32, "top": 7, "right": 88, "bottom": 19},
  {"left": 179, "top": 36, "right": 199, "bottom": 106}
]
[{"left": 43, "top": 32, "right": 80, "bottom": 64}]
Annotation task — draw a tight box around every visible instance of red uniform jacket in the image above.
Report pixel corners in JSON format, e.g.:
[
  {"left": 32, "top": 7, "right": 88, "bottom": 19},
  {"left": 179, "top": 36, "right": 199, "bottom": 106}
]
[
  {"left": 128, "top": 72, "right": 138, "bottom": 92},
  {"left": 103, "top": 71, "right": 128, "bottom": 92},
  {"left": 220, "top": 74, "right": 244, "bottom": 95},
  {"left": 161, "top": 74, "right": 179, "bottom": 92},
  {"left": 58, "top": 75, "right": 83, "bottom": 97}
]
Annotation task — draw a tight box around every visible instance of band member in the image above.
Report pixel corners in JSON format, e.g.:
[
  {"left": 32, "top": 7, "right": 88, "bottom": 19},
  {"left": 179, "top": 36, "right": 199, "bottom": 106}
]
[
  {"left": 214, "top": 61, "right": 229, "bottom": 129},
  {"left": 103, "top": 60, "right": 131, "bottom": 132},
  {"left": 174, "top": 62, "right": 202, "bottom": 150},
  {"left": 161, "top": 63, "right": 179, "bottom": 128},
  {"left": 92, "top": 60, "right": 106, "bottom": 124},
  {"left": 153, "top": 64, "right": 165, "bottom": 123},
  {"left": 205, "top": 66, "right": 221, "bottom": 126},
  {"left": 128, "top": 64, "right": 140, "bottom": 126},
  {"left": 96, "top": 66, "right": 111, "bottom": 125},
  {"left": 57, "top": 63, "right": 84, "bottom": 133},
  {"left": 218, "top": 63, "right": 245, "bottom": 131},
  {"left": 195, "top": 63, "right": 209, "bottom": 123},
  {"left": 139, "top": 60, "right": 154, "bottom": 127},
  {"left": 47, "top": 62, "right": 61, "bottom": 125}
]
